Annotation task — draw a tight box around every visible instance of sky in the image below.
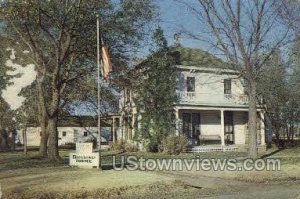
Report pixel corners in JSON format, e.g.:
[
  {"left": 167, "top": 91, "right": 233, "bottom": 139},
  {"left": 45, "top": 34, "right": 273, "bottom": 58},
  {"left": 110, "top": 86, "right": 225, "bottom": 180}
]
[
  {"left": 156, "top": 0, "right": 207, "bottom": 50},
  {"left": 156, "top": 0, "right": 295, "bottom": 61},
  {"left": 1, "top": 1, "right": 204, "bottom": 113},
  {"left": 1, "top": 49, "right": 37, "bottom": 110},
  {"left": 0, "top": 1, "right": 294, "bottom": 113}
]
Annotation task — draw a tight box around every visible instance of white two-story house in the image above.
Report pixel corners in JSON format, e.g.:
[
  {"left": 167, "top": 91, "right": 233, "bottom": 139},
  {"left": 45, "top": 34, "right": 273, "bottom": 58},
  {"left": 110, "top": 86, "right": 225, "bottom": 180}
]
[
  {"left": 174, "top": 65, "right": 265, "bottom": 152},
  {"left": 118, "top": 47, "right": 266, "bottom": 152}
]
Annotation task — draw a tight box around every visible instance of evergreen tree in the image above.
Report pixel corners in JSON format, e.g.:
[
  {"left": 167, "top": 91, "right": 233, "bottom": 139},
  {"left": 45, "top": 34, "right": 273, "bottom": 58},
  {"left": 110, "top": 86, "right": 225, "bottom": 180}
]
[
  {"left": 257, "top": 48, "right": 288, "bottom": 146},
  {"left": 134, "top": 27, "right": 178, "bottom": 152}
]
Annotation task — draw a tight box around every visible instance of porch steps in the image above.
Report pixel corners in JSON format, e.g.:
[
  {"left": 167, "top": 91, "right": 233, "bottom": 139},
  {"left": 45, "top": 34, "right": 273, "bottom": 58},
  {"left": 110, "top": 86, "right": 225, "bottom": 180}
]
[{"left": 187, "top": 145, "right": 238, "bottom": 153}]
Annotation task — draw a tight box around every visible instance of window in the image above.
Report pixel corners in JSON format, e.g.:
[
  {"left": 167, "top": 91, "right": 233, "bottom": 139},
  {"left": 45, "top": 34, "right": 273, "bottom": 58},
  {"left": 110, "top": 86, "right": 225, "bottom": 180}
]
[
  {"left": 62, "top": 131, "right": 66, "bottom": 137},
  {"left": 186, "top": 77, "right": 195, "bottom": 92},
  {"left": 125, "top": 88, "right": 131, "bottom": 102},
  {"left": 84, "top": 131, "right": 88, "bottom": 136},
  {"left": 224, "top": 79, "right": 231, "bottom": 94},
  {"left": 242, "top": 79, "right": 249, "bottom": 95}
]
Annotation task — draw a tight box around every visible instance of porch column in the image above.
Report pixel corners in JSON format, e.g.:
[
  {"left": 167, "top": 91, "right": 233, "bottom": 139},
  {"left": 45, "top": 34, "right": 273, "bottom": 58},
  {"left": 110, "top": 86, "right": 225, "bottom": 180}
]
[
  {"left": 175, "top": 108, "right": 179, "bottom": 135},
  {"left": 259, "top": 111, "right": 266, "bottom": 145},
  {"left": 121, "top": 114, "right": 125, "bottom": 140},
  {"left": 132, "top": 113, "right": 136, "bottom": 139},
  {"left": 112, "top": 117, "right": 115, "bottom": 143},
  {"left": 220, "top": 109, "right": 225, "bottom": 146}
]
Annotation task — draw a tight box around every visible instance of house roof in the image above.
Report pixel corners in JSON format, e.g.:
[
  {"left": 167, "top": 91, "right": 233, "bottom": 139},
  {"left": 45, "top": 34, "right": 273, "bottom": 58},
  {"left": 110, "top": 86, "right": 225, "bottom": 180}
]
[
  {"left": 28, "top": 115, "right": 119, "bottom": 128},
  {"left": 176, "top": 65, "right": 239, "bottom": 75},
  {"left": 114, "top": 47, "right": 234, "bottom": 88},
  {"left": 170, "top": 47, "right": 230, "bottom": 69}
]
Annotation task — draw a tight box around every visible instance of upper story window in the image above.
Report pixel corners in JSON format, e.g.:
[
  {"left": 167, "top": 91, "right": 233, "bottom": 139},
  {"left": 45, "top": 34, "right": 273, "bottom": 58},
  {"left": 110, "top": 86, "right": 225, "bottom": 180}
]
[
  {"left": 84, "top": 131, "right": 88, "bottom": 136},
  {"left": 224, "top": 79, "right": 232, "bottom": 94},
  {"left": 62, "top": 131, "right": 66, "bottom": 137},
  {"left": 186, "top": 77, "right": 195, "bottom": 92},
  {"left": 125, "top": 88, "right": 131, "bottom": 102}
]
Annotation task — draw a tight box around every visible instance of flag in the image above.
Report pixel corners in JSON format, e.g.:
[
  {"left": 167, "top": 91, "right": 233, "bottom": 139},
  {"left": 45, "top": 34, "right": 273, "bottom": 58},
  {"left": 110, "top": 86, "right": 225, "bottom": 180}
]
[{"left": 101, "top": 46, "right": 112, "bottom": 80}]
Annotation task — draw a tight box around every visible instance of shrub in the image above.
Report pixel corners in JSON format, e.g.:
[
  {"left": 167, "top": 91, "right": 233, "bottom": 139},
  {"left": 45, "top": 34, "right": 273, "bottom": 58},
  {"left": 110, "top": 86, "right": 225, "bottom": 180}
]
[
  {"left": 111, "top": 140, "right": 126, "bottom": 152},
  {"left": 59, "top": 142, "right": 76, "bottom": 150},
  {"left": 124, "top": 142, "right": 138, "bottom": 152},
  {"left": 162, "top": 134, "right": 188, "bottom": 155},
  {"left": 84, "top": 138, "right": 97, "bottom": 149},
  {"left": 146, "top": 141, "right": 160, "bottom": 153},
  {"left": 111, "top": 140, "right": 139, "bottom": 152}
]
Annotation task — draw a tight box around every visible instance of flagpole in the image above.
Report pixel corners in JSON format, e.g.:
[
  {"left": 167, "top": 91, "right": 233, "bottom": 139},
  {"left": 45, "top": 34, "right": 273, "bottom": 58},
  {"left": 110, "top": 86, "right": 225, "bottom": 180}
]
[{"left": 96, "top": 14, "right": 102, "bottom": 169}]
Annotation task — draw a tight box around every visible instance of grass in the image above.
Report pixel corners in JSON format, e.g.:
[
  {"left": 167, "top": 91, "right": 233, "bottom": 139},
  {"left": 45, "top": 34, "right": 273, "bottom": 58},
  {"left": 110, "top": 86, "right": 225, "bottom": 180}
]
[
  {"left": 0, "top": 150, "right": 69, "bottom": 171},
  {"left": 1, "top": 146, "right": 300, "bottom": 198},
  {"left": 0, "top": 146, "right": 297, "bottom": 171},
  {"left": 4, "top": 181, "right": 206, "bottom": 199}
]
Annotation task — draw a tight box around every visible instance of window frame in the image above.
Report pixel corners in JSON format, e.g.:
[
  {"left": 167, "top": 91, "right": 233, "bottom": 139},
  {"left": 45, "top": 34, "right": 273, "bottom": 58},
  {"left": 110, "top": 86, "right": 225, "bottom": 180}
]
[
  {"left": 224, "top": 79, "right": 232, "bottom": 94},
  {"left": 186, "top": 76, "right": 195, "bottom": 92}
]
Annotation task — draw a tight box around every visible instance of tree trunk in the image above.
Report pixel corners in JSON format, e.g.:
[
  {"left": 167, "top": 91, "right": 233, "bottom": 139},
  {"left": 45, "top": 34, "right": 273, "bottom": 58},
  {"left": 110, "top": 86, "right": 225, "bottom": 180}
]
[
  {"left": 291, "top": 124, "right": 295, "bottom": 145},
  {"left": 23, "top": 127, "right": 27, "bottom": 155},
  {"left": 39, "top": 129, "right": 48, "bottom": 157},
  {"left": 12, "top": 129, "right": 16, "bottom": 151},
  {"left": 37, "top": 76, "right": 49, "bottom": 157},
  {"left": 39, "top": 114, "right": 48, "bottom": 157},
  {"left": 47, "top": 116, "right": 60, "bottom": 161},
  {"left": 248, "top": 81, "right": 258, "bottom": 159},
  {"left": 274, "top": 126, "right": 280, "bottom": 147},
  {"left": 0, "top": 129, "right": 9, "bottom": 151}
]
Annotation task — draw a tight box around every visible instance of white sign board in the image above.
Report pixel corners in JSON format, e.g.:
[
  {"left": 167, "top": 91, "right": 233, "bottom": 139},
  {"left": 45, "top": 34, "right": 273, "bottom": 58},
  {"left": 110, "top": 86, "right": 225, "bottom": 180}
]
[
  {"left": 76, "top": 143, "right": 93, "bottom": 154},
  {"left": 69, "top": 142, "right": 99, "bottom": 168}
]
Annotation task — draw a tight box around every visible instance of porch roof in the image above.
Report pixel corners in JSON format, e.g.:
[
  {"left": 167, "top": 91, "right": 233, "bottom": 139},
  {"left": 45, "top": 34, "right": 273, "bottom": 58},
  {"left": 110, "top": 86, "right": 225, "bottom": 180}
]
[{"left": 175, "top": 104, "right": 263, "bottom": 111}]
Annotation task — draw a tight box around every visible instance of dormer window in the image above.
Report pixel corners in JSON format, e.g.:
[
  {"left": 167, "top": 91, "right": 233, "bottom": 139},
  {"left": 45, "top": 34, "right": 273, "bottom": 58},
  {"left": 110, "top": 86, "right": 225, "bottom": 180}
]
[
  {"left": 186, "top": 77, "right": 195, "bottom": 92},
  {"left": 224, "top": 79, "right": 232, "bottom": 94}
]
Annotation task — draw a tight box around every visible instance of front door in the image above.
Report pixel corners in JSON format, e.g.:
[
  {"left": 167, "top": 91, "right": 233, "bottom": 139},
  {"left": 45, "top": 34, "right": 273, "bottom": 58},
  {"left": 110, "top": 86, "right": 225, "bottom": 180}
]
[
  {"left": 224, "top": 111, "right": 234, "bottom": 145},
  {"left": 182, "top": 112, "right": 200, "bottom": 145}
]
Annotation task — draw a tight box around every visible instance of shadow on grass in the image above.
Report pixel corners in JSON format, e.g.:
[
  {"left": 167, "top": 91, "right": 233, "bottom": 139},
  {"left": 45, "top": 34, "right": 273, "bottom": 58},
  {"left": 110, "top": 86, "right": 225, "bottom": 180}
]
[
  {"left": 101, "top": 163, "right": 130, "bottom": 170},
  {"left": 260, "top": 148, "right": 284, "bottom": 159}
]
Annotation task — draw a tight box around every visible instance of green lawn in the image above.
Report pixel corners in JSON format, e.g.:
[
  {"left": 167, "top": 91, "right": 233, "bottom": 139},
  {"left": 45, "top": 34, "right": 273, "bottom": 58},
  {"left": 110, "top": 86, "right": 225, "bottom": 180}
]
[
  {"left": 0, "top": 149, "right": 248, "bottom": 172},
  {"left": 1, "top": 147, "right": 300, "bottom": 198},
  {"left": 1, "top": 146, "right": 299, "bottom": 172}
]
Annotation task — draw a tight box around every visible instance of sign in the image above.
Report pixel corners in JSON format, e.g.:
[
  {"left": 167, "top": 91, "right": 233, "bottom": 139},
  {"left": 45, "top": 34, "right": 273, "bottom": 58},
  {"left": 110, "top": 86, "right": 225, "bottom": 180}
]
[
  {"left": 69, "top": 143, "right": 99, "bottom": 168},
  {"left": 76, "top": 143, "right": 93, "bottom": 154}
]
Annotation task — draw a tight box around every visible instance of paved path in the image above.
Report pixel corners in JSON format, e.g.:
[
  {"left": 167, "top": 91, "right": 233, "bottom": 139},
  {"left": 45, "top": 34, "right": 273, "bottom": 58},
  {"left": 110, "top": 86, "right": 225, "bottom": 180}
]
[
  {"left": 203, "top": 183, "right": 300, "bottom": 199},
  {"left": 160, "top": 172, "right": 300, "bottom": 199}
]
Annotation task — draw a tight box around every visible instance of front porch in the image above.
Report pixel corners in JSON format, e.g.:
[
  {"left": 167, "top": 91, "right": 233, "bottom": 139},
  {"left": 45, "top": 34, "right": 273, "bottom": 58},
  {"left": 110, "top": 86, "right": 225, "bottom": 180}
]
[{"left": 174, "top": 106, "right": 266, "bottom": 150}]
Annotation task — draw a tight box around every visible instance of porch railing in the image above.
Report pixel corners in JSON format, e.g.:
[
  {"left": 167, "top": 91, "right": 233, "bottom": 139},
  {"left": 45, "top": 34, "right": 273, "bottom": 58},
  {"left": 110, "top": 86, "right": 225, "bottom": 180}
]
[{"left": 177, "top": 92, "right": 248, "bottom": 105}]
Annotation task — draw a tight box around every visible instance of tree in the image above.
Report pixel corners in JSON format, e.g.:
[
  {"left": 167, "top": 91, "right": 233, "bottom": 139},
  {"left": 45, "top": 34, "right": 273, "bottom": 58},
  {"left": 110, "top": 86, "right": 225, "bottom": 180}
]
[
  {"left": 0, "top": 0, "right": 155, "bottom": 161},
  {"left": 285, "top": 35, "right": 300, "bottom": 145},
  {"left": 257, "top": 49, "right": 288, "bottom": 147},
  {"left": 178, "top": 0, "right": 292, "bottom": 158},
  {"left": 0, "top": 37, "right": 17, "bottom": 151},
  {"left": 279, "top": 0, "right": 300, "bottom": 32},
  {"left": 134, "top": 27, "right": 178, "bottom": 152}
]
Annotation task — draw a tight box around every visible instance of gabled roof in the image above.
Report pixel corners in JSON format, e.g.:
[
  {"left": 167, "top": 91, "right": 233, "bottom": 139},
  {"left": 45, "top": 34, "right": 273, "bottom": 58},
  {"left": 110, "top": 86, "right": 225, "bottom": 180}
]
[
  {"left": 176, "top": 65, "right": 239, "bottom": 75},
  {"left": 114, "top": 47, "right": 233, "bottom": 88},
  {"left": 28, "top": 115, "right": 117, "bottom": 127},
  {"left": 170, "top": 47, "right": 229, "bottom": 69}
]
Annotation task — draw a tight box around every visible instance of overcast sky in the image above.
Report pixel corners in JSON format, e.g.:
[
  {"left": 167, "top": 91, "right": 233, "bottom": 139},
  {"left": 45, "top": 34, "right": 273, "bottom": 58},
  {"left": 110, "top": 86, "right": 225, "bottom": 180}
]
[{"left": 1, "top": 49, "right": 36, "bottom": 110}]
